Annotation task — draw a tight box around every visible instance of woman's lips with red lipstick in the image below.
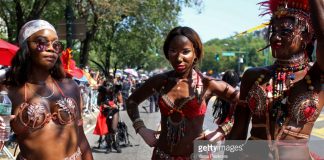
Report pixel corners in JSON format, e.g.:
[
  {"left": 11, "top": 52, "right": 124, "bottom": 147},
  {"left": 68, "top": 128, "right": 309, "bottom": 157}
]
[
  {"left": 272, "top": 42, "right": 282, "bottom": 49},
  {"left": 176, "top": 65, "right": 186, "bottom": 71}
]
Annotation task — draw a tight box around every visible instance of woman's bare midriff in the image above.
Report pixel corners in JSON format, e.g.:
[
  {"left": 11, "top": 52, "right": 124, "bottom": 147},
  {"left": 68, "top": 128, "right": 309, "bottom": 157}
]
[
  {"left": 155, "top": 115, "right": 205, "bottom": 156},
  {"left": 16, "top": 121, "right": 79, "bottom": 160}
]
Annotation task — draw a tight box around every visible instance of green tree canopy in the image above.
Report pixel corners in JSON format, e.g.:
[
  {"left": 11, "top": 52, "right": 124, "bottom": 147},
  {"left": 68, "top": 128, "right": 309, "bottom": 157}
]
[{"left": 201, "top": 33, "right": 272, "bottom": 75}]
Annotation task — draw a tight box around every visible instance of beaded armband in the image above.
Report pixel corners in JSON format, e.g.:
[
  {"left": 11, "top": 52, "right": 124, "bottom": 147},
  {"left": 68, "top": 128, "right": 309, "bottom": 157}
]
[
  {"left": 229, "top": 89, "right": 239, "bottom": 101},
  {"left": 216, "top": 101, "right": 235, "bottom": 136},
  {"left": 218, "top": 118, "right": 234, "bottom": 135},
  {"left": 132, "top": 118, "right": 146, "bottom": 133},
  {"left": 223, "top": 84, "right": 229, "bottom": 95}
]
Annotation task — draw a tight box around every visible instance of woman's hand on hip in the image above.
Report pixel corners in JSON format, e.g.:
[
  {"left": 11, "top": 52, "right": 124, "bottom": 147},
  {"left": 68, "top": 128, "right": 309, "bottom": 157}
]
[
  {"left": 138, "top": 127, "right": 160, "bottom": 147},
  {"left": 196, "top": 128, "right": 225, "bottom": 143}
]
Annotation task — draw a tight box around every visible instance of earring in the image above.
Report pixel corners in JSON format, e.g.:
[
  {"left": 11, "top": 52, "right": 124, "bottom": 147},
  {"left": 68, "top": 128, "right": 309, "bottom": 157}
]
[
  {"left": 193, "top": 58, "right": 198, "bottom": 66},
  {"left": 274, "top": 50, "right": 277, "bottom": 57}
]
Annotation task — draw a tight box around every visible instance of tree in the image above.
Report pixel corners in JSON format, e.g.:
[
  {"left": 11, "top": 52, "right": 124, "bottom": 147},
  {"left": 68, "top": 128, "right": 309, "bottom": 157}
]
[
  {"left": 0, "top": 0, "right": 63, "bottom": 43},
  {"left": 76, "top": 0, "right": 202, "bottom": 77},
  {"left": 202, "top": 33, "right": 270, "bottom": 74}
]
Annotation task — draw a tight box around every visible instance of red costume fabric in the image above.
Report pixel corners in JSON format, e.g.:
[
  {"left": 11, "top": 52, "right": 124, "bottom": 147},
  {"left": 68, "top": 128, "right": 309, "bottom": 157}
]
[
  {"left": 158, "top": 96, "right": 206, "bottom": 120},
  {"left": 93, "top": 105, "right": 108, "bottom": 135}
]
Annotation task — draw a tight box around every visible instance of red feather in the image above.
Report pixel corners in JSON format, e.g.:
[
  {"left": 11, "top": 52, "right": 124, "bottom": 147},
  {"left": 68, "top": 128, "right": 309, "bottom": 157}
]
[{"left": 259, "top": 0, "right": 309, "bottom": 16}]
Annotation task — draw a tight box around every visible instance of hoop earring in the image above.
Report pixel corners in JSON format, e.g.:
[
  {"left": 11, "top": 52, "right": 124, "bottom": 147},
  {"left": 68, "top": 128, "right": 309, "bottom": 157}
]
[
  {"left": 274, "top": 50, "right": 277, "bottom": 58},
  {"left": 193, "top": 58, "right": 198, "bottom": 64}
]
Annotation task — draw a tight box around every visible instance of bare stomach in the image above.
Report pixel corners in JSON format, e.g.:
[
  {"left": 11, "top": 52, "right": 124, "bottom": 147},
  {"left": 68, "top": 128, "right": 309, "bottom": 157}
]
[
  {"left": 156, "top": 115, "right": 204, "bottom": 156},
  {"left": 15, "top": 122, "right": 79, "bottom": 160}
]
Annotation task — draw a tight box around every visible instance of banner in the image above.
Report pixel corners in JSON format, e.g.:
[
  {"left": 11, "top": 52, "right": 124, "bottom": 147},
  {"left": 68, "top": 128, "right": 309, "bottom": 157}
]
[{"left": 235, "top": 22, "right": 270, "bottom": 37}]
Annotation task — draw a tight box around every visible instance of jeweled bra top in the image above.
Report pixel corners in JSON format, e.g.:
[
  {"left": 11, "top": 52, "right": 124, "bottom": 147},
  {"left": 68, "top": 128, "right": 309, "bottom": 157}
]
[
  {"left": 157, "top": 73, "right": 206, "bottom": 119},
  {"left": 246, "top": 65, "right": 321, "bottom": 127},
  {"left": 12, "top": 80, "right": 78, "bottom": 134}
]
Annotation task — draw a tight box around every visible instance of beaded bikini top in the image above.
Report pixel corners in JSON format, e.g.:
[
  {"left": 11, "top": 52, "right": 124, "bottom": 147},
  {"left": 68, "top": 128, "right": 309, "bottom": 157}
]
[
  {"left": 246, "top": 63, "right": 321, "bottom": 126},
  {"left": 157, "top": 71, "right": 205, "bottom": 149},
  {"left": 12, "top": 80, "right": 78, "bottom": 134}
]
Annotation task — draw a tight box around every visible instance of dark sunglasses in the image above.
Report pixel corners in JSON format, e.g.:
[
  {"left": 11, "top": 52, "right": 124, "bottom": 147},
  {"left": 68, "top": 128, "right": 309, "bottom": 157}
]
[{"left": 30, "top": 37, "right": 64, "bottom": 54}]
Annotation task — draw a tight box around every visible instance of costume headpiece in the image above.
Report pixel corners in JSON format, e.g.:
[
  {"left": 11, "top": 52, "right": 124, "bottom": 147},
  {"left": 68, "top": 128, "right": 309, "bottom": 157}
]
[
  {"left": 259, "top": 0, "right": 309, "bottom": 17},
  {"left": 259, "top": 0, "right": 313, "bottom": 41},
  {"left": 18, "top": 19, "right": 57, "bottom": 46}
]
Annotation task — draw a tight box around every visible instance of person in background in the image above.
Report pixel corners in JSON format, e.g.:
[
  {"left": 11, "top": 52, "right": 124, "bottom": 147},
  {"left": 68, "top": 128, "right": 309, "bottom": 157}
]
[
  {"left": 2, "top": 19, "right": 93, "bottom": 159},
  {"left": 121, "top": 75, "right": 132, "bottom": 110},
  {"left": 212, "top": 70, "right": 240, "bottom": 125},
  {"left": 97, "top": 80, "right": 122, "bottom": 153},
  {"left": 221, "top": 70, "right": 240, "bottom": 89},
  {"left": 228, "top": 0, "right": 324, "bottom": 159},
  {"left": 126, "top": 26, "right": 240, "bottom": 159}
]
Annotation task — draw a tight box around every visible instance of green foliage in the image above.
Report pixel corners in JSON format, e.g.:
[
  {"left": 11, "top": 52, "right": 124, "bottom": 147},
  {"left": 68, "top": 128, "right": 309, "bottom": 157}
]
[
  {"left": 202, "top": 33, "right": 271, "bottom": 74},
  {"left": 78, "top": 0, "right": 201, "bottom": 74},
  {"left": 0, "top": 0, "right": 63, "bottom": 43}
]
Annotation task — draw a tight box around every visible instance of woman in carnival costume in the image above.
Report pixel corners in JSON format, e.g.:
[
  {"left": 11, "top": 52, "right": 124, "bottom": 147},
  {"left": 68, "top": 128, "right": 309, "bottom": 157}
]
[
  {"left": 3, "top": 19, "right": 93, "bottom": 160},
  {"left": 228, "top": 0, "right": 324, "bottom": 159},
  {"left": 126, "top": 26, "right": 240, "bottom": 159}
]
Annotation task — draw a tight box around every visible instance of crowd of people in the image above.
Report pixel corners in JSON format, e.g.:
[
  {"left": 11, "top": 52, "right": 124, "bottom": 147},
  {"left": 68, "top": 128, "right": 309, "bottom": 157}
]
[{"left": 0, "top": 0, "right": 323, "bottom": 159}]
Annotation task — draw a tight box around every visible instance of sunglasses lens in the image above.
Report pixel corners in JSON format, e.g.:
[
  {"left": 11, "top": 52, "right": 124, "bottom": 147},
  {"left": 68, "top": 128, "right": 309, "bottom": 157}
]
[
  {"left": 36, "top": 42, "right": 47, "bottom": 52},
  {"left": 52, "top": 41, "right": 64, "bottom": 53}
]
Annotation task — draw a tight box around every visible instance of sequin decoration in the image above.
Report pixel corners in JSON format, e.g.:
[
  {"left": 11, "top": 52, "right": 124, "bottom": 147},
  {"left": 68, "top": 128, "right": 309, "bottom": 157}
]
[
  {"left": 56, "top": 97, "right": 76, "bottom": 114},
  {"left": 291, "top": 91, "right": 319, "bottom": 124},
  {"left": 55, "top": 97, "right": 77, "bottom": 124},
  {"left": 247, "top": 84, "right": 268, "bottom": 116}
]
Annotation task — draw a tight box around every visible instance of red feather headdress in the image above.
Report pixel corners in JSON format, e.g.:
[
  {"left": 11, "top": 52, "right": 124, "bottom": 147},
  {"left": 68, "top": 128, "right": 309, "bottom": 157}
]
[
  {"left": 259, "top": 0, "right": 310, "bottom": 17},
  {"left": 259, "top": 0, "right": 313, "bottom": 37}
]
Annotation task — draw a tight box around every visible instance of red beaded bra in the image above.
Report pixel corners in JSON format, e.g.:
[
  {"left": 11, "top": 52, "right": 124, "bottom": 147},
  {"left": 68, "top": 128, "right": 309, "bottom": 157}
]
[{"left": 157, "top": 72, "right": 206, "bottom": 148}]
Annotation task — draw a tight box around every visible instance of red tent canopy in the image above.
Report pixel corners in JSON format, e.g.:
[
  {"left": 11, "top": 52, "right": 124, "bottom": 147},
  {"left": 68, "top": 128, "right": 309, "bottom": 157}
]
[{"left": 0, "top": 39, "right": 19, "bottom": 66}]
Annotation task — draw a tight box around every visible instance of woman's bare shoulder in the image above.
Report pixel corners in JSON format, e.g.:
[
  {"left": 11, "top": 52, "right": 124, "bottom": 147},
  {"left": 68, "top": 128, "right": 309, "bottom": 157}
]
[
  {"left": 56, "top": 78, "right": 80, "bottom": 94},
  {"left": 59, "top": 78, "right": 78, "bottom": 86},
  {"left": 147, "top": 71, "right": 170, "bottom": 84},
  {"left": 242, "top": 66, "right": 272, "bottom": 81}
]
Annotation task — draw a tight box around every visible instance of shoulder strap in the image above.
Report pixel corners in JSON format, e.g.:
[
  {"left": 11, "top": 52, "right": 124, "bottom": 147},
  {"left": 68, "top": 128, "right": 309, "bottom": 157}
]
[
  {"left": 24, "top": 84, "right": 27, "bottom": 102},
  {"left": 53, "top": 80, "right": 66, "bottom": 97}
]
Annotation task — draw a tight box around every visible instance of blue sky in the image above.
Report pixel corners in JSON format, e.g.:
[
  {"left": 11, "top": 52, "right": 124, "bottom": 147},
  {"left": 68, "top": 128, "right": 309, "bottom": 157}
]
[{"left": 179, "top": 0, "right": 270, "bottom": 42}]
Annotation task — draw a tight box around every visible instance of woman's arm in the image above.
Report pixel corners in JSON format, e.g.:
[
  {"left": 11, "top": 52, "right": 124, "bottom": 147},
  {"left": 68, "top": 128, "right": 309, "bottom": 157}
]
[
  {"left": 310, "top": 0, "right": 324, "bottom": 71},
  {"left": 78, "top": 122, "right": 93, "bottom": 160},
  {"left": 71, "top": 81, "right": 93, "bottom": 160},
  {"left": 203, "top": 77, "right": 239, "bottom": 139},
  {"left": 126, "top": 74, "right": 164, "bottom": 122},
  {"left": 126, "top": 74, "right": 165, "bottom": 147},
  {"left": 227, "top": 70, "right": 253, "bottom": 140},
  {"left": 208, "top": 80, "right": 239, "bottom": 103}
]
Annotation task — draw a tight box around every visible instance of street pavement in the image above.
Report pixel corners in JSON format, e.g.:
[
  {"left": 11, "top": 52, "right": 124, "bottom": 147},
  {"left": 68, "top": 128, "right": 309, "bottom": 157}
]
[{"left": 85, "top": 104, "right": 161, "bottom": 160}]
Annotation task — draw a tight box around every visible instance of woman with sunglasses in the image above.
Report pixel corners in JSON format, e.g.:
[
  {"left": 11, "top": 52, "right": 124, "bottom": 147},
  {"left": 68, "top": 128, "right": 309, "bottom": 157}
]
[
  {"left": 227, "top": 0, "right": 324, "bottom": 159},
  {"left": 2, "top": 20, "right": 93, "bottom": 160}
]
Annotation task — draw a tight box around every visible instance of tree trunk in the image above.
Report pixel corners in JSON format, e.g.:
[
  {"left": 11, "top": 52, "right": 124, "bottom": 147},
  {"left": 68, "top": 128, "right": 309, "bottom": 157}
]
[
  {"left": 80, "top": 31, "right": 92, "bottom": 68},
  {"left": 105, "top": 45, "right": 111, "bottom": 78}
]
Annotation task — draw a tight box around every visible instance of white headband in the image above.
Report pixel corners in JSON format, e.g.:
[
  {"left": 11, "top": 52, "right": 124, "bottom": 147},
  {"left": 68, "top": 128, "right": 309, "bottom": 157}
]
[{"left": 18, "top": 19, "right": 57, "bottom": 46}]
